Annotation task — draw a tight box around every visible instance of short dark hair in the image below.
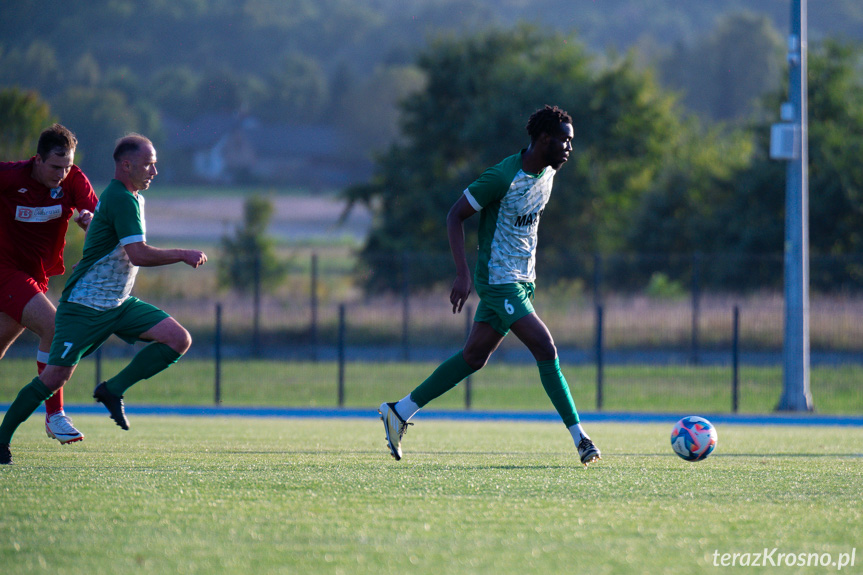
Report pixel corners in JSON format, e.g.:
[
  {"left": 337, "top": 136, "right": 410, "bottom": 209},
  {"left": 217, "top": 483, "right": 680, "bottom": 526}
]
[
  {"left": 526, "top": 105, "right": 572, "bottom": 142},
  {"left": 36, "top": 124, "right": 77, "bottom": 160},
  {"left": 113, "top": 133, "right": 153, "bottom": 163}
]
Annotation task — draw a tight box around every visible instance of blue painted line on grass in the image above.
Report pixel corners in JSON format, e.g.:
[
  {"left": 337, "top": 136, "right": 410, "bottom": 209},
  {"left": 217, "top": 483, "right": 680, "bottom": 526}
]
[{"left": 3, "top": 403, "right": 862, "bottom": 427}]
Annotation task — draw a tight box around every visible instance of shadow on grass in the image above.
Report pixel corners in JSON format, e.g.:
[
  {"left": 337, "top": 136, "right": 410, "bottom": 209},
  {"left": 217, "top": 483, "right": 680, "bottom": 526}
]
[
  {"left": 613, "top": 452, "right": 863, "bottom": 458},
  {"left": 713, "top": 452, "right": 863, "bottom": 458}
]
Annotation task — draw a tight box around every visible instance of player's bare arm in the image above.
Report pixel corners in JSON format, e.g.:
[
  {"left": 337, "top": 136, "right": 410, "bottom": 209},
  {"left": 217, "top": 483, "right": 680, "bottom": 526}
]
[
  {"left": 124, "top": 242, "right": 207, "bottom": 268},
  {"left": 447, "top": 195, "right": 477, "bottom": 314}
]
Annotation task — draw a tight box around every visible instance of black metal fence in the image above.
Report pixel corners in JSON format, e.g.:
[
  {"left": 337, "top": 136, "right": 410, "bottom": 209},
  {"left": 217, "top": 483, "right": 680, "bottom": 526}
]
[{"left": 11, "top": 252, "right": 863, "bottom": 414}]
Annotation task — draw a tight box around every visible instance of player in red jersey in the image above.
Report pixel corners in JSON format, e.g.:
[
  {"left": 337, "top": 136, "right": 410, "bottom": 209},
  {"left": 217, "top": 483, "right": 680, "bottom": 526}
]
[{"left": 0, "top": 124, "right": 98, "bottom": 444}]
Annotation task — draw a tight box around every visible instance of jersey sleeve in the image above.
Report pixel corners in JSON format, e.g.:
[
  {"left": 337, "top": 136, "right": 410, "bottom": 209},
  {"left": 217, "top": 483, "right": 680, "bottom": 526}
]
[
  {"left": 464, "top": 164, "right": 510, "bottom": 211},
  {"left": 107, "top": 191, "right": 145, "bottom": 245},
  {"left": 69, "top": 167, "right": 98, "bottom": 212}
]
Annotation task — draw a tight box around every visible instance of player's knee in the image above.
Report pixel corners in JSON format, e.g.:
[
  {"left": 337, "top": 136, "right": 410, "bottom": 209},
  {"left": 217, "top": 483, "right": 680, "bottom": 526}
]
[
  {"left": 38, "top": 324, "right": 55, "bottom": 344},
  {"left": 532, "top": 341, "right": 557, "bottom": 362},
  {"left": 40, "top": 366, "right": 72, "bottom": 391},
  {"left": 462, "top": 348, "right": 491, "bottom": 370},
  {"left": 174, "top": 327, "right": 192, "bottom": 355},
  {"left": 163, "top": 325, "right": 192, "bottom": 355},
  {"left": 26, "top": 312, "right": 55, "bottom": 341}
]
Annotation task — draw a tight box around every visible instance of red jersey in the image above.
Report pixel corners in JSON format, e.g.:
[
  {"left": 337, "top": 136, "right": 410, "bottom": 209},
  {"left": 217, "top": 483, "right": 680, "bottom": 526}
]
[{"left": 0, "top": 157, "right": 98, "bottom": 287}]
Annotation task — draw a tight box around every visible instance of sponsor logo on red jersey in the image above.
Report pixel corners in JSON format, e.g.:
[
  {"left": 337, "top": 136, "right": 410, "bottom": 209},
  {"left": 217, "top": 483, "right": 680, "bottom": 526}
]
[{"left": 15, "top": 204, "right": 63, "bottom": 222}]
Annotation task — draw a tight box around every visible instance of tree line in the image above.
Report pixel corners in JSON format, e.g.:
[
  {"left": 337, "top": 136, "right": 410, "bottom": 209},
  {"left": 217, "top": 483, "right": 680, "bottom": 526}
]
[
  {"left": 344, "top": 27, "right": 863, "bottom": 293},
  {"left": 2, "top": 3, "right": 862, "bottom": 294},
  {"left": 2, "top": 1, "right": 861, "bottom": 182}
]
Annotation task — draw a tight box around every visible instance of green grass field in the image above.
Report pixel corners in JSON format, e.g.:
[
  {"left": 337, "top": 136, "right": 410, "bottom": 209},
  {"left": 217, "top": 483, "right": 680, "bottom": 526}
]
[
  {"left": 1, "top": 415, "right": 860, "bottom": 574},
  {"left": 3, "top": 357, "right": 862, "bottom": 414}
]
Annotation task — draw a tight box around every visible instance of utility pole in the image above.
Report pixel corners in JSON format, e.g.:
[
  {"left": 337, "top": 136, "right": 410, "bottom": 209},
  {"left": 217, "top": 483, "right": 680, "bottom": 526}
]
[{"left": 771, "top": 0, "right": 813, "bottom": 411}]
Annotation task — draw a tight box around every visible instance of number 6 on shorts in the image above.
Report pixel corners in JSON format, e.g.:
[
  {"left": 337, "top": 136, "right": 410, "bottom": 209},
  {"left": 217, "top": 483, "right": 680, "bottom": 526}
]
[{"left": 504, "top": 299, "right": 515, "bottom": 315}]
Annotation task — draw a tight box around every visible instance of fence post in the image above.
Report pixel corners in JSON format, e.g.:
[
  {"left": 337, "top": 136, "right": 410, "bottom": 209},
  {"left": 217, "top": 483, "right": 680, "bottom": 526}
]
[
  {"left": 337, "top": 303, "right": 346, "bottom": 407},
  {"left": 732, "top": 305, "right": 740, "bottom": 413},
  {"left": 215, "top": 303, "right": 222, "bottom": 405},
  {"left": 595, "top": 304, "right": 604, "bottom": 411},
  {"left": 464, "top": 304, "right": 473, "bottom": 410},
  {"left": 253, "top": 253, "right": 261, "bottom": 358},
  {"left": 310, "top": 252, "right": 318, "bottom": 362},
  {"left": 690, "top": 252, "right": 701, "bottom": 365}
]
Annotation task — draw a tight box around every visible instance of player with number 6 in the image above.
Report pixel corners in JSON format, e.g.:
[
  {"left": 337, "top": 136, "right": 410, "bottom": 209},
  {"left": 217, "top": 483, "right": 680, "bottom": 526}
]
[{"left": 378, "top": 106, "right": 601, "bottom": 466}]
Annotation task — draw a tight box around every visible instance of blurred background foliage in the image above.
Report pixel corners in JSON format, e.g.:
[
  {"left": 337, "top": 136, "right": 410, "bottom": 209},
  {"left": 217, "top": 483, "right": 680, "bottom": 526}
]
[
  {"left": 2, "top": 0, "right": 861, "bottom": 181},
  {"left": 2, "top": 1, "right": 862, "bottom": 293}
]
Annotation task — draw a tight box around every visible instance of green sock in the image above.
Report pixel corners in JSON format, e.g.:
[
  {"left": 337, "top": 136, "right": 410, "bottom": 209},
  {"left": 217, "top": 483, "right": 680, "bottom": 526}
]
[
  {"left": 0, "top": 377, "right": 53, "bottom": 444},
  {"left": 105, "top": 343, "right": 182, "bottom": 396},
  {"left": 537, "top": 358, "right": 580, "bottom": 428},
  {"left": 410, "top": 351, "right": 478, "bottom": 407}
]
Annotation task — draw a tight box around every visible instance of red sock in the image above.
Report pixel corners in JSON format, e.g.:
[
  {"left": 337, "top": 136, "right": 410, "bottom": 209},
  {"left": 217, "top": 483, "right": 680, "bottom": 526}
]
[{"left": 40, "top": 362, "right": 63, "bottom": 416}]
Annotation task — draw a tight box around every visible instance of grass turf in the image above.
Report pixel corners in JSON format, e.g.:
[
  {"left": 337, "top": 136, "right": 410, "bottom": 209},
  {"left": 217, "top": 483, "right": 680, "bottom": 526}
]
[
  {"left": 1, "top": 415, "right": 861, "bottom": 574},
  {"left": 3, "top": 357, "right": 863, "bottom": 414}
]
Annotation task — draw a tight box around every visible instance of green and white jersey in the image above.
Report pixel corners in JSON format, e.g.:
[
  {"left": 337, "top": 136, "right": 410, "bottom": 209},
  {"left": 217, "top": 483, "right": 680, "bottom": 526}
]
[
  {"left": 61, "top": 179, "right": 145, "bottom": 310},
  {"left": 464, "top": 151, "right": 556, "bottom": 286}
]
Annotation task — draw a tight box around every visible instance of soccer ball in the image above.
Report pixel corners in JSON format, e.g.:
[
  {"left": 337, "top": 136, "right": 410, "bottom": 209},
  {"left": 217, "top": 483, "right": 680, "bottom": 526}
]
[{"left": 670, "top": 416, "right": 718, "bottom": 461}]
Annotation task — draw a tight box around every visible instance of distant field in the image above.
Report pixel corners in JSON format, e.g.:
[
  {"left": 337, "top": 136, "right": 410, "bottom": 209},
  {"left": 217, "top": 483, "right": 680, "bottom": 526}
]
[
  {"left": 1, "top": 417, "right": 860, "bottom": 574},
  {"left": 91, "top": 183, "right": 336, "bottom": 199},
  {"left": 142, "top": 186, "right": 371, "bottom": 244}
]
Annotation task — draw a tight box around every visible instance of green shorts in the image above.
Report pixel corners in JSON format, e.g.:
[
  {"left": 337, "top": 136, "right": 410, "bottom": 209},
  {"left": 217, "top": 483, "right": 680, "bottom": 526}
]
[
  {"left": 49, "top": 297, "right": 170, "bottom": 366},
  {"left": 474, "top": 281, "right": 536, "bottom": 336}
]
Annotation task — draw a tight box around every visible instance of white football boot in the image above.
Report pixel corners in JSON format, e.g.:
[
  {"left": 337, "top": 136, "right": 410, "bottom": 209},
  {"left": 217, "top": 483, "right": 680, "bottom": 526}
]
[
  {"left": 378, "top": 402, "right": 412, "bottom": 461},
  {"left": 45, "top": 411, "right": 84, "bottom": 444}
]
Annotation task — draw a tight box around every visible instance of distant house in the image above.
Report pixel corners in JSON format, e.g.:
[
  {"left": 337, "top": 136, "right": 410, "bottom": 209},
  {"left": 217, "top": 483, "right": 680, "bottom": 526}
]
[{"left": 160, "top": 113, "right": 371, "bottom": 188}]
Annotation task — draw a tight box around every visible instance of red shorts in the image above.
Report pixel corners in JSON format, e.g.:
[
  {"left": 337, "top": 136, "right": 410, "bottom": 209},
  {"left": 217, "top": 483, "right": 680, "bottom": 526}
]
[{"left": 0, "top": 268, "right": 46, "bottom": 324}]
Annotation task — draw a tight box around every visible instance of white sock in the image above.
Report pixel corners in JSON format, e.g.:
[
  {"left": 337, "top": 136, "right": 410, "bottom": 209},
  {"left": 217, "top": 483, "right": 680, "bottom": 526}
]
[
  {"left": 568, "top": 423, "right": 590, "bottom": 445},
  {"left": 394, "top": 394, "right": 420, "bottom": 421}
]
